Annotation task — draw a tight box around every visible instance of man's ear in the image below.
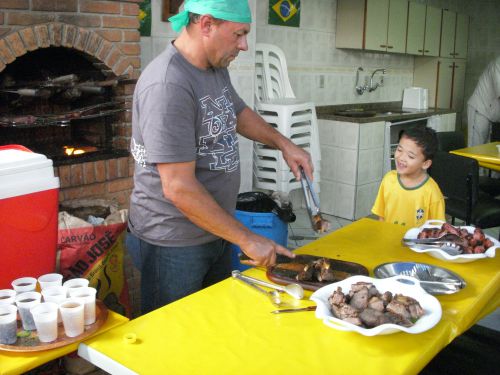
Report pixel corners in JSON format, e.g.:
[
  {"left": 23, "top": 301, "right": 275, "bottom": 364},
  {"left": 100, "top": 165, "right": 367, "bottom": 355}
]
[
  {"left": 199, "top": 14, "right": 214, "bottom": 36},
  {"left": 423, "top": 158, "right": 432, "bottom": 171}
]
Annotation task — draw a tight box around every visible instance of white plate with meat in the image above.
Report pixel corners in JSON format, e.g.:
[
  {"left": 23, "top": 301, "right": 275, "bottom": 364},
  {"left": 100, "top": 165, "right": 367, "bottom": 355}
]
[
  {"left": 310, "top": 275, "right": 442, "bottom": 336},
  {"left": 404, "top": 220, "right": 499, "bottom": 263}
]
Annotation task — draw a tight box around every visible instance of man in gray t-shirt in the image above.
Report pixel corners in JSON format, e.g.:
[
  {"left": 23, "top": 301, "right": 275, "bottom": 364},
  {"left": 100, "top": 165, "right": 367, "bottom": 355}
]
[{"left": 127, "top": 0, "right": 313, "bottom": 314}]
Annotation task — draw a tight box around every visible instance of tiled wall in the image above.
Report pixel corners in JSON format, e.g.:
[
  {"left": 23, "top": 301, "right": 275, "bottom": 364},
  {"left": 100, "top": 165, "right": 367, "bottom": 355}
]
[{"left": 255, "top": 0, "right": 415, "bottom": 105}]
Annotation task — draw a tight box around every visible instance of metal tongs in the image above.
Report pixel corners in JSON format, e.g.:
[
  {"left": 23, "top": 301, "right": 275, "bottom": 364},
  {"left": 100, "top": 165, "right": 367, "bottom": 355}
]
[{"left": 299, "top": 167, "right": 329, "bottom": 233}]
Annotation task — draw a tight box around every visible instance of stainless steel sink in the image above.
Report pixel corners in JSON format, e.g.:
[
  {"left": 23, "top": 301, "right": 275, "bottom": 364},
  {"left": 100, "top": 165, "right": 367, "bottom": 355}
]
[{"left": 376, "top": 110, "right": 413, "bottom": 116}]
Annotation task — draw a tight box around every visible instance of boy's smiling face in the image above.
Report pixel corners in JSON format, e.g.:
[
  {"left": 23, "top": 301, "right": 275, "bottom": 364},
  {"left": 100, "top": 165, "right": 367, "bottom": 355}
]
[{"left": 395, "top": 135, "right": 432, "bottom": 179}]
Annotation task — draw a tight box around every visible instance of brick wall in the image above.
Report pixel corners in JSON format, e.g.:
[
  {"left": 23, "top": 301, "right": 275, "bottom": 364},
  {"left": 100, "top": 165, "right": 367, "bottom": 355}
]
[{"left": 0, "top": 0, "right": 143, "bottom": 209}]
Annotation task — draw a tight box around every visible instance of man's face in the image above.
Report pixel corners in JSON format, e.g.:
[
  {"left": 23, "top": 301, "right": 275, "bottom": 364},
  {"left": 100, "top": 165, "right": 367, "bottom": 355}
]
[{"left": 206, "top": 19, "right": 250, "bottom": 68}]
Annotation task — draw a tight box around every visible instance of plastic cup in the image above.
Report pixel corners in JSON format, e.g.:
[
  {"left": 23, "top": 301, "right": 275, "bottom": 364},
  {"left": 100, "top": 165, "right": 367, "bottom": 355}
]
[
  {"left": 15, "top": 291, "right": 41, "bottom": 331},
  {"left": 0, "top": 304, "right": 18, "bottom": 344},
  {"left": 59, "top": 299, "right": 84, "bottom": 337},
  {"left": 0, "top": 289, "right": 16, "bottom": 306},
  {"left": 63, "top": 278, "right": 89, "bottom": 296},
  {"left": 71, "top": 287, "right": 97, "bottom": 325},
  {"left": 38, "top": 273, "right": 63, "bottom": 290},
  {"left": 30, "top": 302, "right": 59, "bottom": 343},
  {"left": 41, "top": 286, "right": 67, "bottom": 323},
  {"left": 11, "top": 277, "right": 37, "bottom": 293}
]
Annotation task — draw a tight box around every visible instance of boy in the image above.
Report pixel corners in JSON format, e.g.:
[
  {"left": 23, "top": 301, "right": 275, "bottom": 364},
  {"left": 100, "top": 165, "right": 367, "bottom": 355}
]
[{"left": 372, "top": 126, "right": 445, "bottom": 227}]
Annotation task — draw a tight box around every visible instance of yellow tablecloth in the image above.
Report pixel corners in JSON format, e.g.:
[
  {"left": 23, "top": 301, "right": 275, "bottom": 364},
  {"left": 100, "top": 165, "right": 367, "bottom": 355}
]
[
  {"left": 79, "top": 219, "right": 500, "bottom": 375},
  {"left": 451, "top": 142, "right": 500, "bottom": 172},
  {"left": 0, "top": 310, "right": 128, "bottom": 375}
]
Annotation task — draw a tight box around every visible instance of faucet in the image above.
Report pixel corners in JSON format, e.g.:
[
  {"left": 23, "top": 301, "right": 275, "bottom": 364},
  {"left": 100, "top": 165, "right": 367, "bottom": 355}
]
[
  {"left": 368, "top": 68, "right": 386, "bottom": 92},
  {"left": 355, "top": 67, "right": 367, "bottom": 95}
]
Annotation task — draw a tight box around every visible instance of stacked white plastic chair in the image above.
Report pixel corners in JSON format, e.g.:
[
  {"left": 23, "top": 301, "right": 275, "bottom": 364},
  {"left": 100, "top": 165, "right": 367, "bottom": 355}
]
[{"left": 253, "top": 43, "right": 321, "bottom": 195}]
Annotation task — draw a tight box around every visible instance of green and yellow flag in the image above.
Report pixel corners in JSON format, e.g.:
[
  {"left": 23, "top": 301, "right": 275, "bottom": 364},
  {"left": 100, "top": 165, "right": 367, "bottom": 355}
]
[{"left": 268, "top": 0, "right": 300, "bottom": 27}]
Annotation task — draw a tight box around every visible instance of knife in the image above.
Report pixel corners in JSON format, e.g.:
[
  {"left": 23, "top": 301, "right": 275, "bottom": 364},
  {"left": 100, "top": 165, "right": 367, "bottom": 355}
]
[{"left": 271, "top": 306, "right": 316, "bottom": 314}]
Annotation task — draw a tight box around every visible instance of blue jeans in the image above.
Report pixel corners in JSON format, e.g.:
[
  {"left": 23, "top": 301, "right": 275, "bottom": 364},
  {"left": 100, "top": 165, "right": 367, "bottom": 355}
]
[{"left": 125, "top": 231, "right": 231, "bottom": 315}]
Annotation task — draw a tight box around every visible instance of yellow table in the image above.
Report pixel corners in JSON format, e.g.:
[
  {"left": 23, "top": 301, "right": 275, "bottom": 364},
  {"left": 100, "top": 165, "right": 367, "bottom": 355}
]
[
  {"left": 451, "top": 141, "right": 500, "bottom": 172},
  {"left": 0, "top": 310, "right": 128, "bottom": 375},
  {"left": 78, "top": 219, "right": 500, "bottom": 375}
]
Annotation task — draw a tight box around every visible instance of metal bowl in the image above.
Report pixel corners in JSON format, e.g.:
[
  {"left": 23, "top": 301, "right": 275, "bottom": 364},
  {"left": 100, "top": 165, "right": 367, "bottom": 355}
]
[{"left": 373, "top": 262, "right": 466, "bottom": 295}]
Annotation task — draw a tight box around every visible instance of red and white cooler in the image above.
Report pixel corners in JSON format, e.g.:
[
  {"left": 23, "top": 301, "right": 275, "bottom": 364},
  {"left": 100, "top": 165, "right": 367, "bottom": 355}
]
[{"left": 0, "top": 145, "right": 60, "bottom": 289}]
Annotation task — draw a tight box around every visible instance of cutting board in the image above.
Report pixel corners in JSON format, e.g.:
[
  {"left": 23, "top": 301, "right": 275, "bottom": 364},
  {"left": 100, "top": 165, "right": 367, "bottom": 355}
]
[{"left": 267, "top": 254, "right": 369, "bottom": 291}]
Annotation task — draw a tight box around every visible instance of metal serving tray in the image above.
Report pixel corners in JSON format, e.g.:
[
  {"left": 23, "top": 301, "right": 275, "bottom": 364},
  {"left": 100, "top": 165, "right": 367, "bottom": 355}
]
[{"left": 373, "top": 262, "right": 466, "bottom": 295}]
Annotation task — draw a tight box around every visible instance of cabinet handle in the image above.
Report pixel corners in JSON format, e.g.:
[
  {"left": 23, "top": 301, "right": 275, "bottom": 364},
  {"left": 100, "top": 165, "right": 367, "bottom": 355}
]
[
  {"left": 380, "top": 44, "right": 387, "bottom": 48},
  {"left": 455, "top": 53, "right": 460, "bottom": 56},
  {"left": 455, "top": 65, "right": 460, "bottom": 68},
  {"left": 418, "top": 49, "right": 423, "bottom": 52},
  {"left": 449, "top": 65, "right": 453, "bottom": 68},
  {"left": 424, "top": 50, "right": 429, "bottom": 52},
  {"left": 387, "top": 45, "right": 394, "bottom": 49}
]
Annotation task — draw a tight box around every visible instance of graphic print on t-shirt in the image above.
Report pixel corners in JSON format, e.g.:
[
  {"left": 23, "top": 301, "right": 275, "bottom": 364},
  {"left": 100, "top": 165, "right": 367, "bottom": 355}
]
[{"left": 198, "top": 87, "right": 239, "bottom": 172}]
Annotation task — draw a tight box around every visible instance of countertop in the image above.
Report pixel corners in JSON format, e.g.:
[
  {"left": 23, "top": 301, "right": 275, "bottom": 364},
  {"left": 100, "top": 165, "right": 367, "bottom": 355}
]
[{"left": 316, "top": 101, "right": 456, "bottom": 123}]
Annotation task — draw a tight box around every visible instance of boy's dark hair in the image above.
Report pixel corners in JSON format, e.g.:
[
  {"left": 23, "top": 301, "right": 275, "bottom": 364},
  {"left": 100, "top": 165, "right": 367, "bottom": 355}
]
[{"left": 399, "top": 126, "right": 438, "bottom": 160}]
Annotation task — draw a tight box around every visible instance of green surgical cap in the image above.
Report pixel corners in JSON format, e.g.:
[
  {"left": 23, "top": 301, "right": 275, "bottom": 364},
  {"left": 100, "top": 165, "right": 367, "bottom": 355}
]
[{"left": 168, "top": 0, "right": 252, "bottom": 32}]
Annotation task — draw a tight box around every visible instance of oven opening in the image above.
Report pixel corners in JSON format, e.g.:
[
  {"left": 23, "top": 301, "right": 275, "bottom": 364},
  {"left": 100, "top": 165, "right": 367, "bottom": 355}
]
[{"left": 0, "top": 47, "right": 129, "bottom": 166}]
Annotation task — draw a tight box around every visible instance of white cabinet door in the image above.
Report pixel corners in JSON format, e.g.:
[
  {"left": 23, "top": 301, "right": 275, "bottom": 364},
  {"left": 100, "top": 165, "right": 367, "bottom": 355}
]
[
  {"left": 365, "top": 0, "right": 390, "bottom": 52},
  {"left": 423, "top": 6, "right": 441, "bottom": 56},
  {"left": 406, "top": 2, "right": 426, "bottom": 55},
  {"left": 454, "top": 14, "right": 469, "bottom": 59},
  {"left": 386, "top": 0, "right": 408, "bottom": 53},
  {"left": 452, "top": 60, "right": 466, "bottom": 111},
  {"left": 436, "top": 59, "right": 454, "bottom": 109},
  {"left": 440, "top": 10, "right": 456, "bottom": 58}
]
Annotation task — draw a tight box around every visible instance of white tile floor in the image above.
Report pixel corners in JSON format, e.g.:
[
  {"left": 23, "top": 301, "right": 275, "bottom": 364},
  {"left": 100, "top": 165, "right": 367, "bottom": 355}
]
[{"left": 287, "top": 208, "right": 500, "bottom": 331}]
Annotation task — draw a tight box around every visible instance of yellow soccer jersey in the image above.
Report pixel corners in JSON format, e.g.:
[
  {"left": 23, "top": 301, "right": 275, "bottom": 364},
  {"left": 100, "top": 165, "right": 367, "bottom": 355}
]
[{"left": 372, "top": 170, "right": 445, "bottom": 227}]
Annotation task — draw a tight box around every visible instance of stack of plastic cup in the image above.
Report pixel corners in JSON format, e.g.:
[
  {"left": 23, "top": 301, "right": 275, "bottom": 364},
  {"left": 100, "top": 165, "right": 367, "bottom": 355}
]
[
  {"left": 0, "top": 289, "right": 16, "bottom": 306},
  {"left": 15, "top": 291, "right": 41, "bottom": 331},
  {"left": 71, "top": 287, "right": 97, "bottom": 325},
  {"left": 63, "top": 278, "right": 89, "bottom": 297},
  {"left": 38, "top": 273, "right": 63, "bottom": 291},
  {"left": 0, "top": 304, "right": 18, "bottom": 344},
  {"left": 11, "top": 277, "right": 37, "bottom": 293},
  {"left": 30, "top": 302, "right": 59, "bottom": 342},
  {"left": 41, "top": 286, "right": 67, "bottom": 323},
  {"left": 59, "top": 299, "right": 85, "bottom": 337}
]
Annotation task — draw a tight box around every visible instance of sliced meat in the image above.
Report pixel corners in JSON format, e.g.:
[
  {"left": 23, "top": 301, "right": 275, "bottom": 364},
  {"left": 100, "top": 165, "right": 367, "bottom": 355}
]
[
  {"left": 381, "top": 291, "right": 393, "bottom": 306},
  {"left": 296, "top": 264, "right": 314, "bottom": 281},
  {"left": 328, "top": 287, "right": 345, "bottom": 306},
  {"left": 350, "top": 282, "right": 373, "bottom": 293},
  {"left": 386, "top": 299, "right": 411, "bottom": 321},
  {"left": 359, "top": 308, "right": 390, "bottom": 328},
  {"left": 338, "top": 304, "right": 359, "bottom": 320},
  {"left": 408, "top": 303, "right": 424, "bottom": 320},
  {"left": 367, "top": 296, "right": 385, "bottom": 312},
  {"left": 385, "top": 311, "right": 413, "bottom": 327},
  {"left": 349, "top": 287, "right": 369, "bottom": 310}
]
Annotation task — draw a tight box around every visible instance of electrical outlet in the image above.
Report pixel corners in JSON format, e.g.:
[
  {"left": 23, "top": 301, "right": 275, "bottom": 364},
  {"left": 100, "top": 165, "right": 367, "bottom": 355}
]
[{"left": 319, "top": 75, "right": 325, "bottom": 88}]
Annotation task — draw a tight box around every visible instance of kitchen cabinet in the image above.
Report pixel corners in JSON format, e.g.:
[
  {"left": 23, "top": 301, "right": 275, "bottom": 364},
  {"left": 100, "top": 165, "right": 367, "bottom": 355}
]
[
  {"left": 406, "top": 3, "right": 441, "bottom": 56},
  {"left": 336, "top": 0, "right": 408, "bottom": 53},
  {"left": 318, "top": 119, "right": 385, "bottom": 220},
  {"left": 440, "top": 10, "right": 469, "bottom": 59},
  {"left": 413, "top": 57, "right": 467, "bottom": 111}
]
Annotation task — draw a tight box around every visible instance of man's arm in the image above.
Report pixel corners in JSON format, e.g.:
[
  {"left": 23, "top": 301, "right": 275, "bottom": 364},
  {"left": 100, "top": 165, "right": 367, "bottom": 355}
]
[
  {"left": 157, "top": 161, "right": 295, "bottom": 266},
  {"left": 236, "top": 106, "right": 314, "bottom": 180}
]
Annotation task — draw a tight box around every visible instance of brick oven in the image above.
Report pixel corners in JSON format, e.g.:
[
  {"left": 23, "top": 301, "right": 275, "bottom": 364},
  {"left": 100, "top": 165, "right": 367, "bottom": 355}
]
[{"left": 0, "top": 0, "right": 142, "bottom": 208}]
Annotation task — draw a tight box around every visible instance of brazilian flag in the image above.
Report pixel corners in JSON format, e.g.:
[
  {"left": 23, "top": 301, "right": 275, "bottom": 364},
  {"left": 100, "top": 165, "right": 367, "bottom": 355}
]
[{"left": 268, "top": 0, "right": 301, "bottom": 27}]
